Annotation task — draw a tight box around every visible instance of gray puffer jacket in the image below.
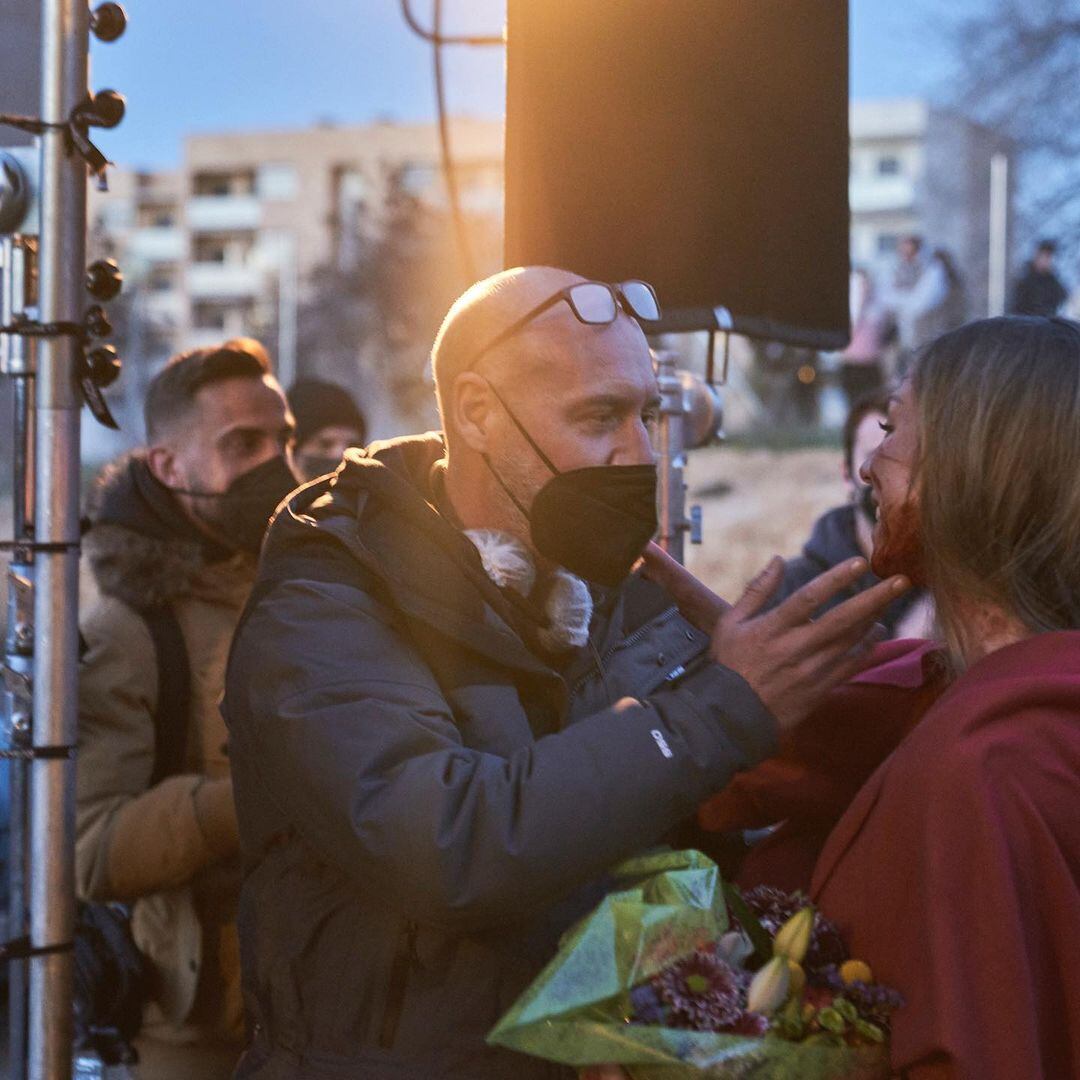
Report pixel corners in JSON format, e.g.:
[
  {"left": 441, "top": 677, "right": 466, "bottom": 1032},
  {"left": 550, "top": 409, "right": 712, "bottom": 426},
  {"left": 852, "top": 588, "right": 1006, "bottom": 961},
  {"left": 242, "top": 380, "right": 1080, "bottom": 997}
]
[{"left": 223, "top": 434, "right": 777, "bottom": 1079}]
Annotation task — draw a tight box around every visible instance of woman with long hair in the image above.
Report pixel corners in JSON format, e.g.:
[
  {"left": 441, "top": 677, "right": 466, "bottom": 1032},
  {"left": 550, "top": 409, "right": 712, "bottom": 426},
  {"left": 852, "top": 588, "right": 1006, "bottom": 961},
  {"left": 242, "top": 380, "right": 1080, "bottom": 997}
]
[
  {"left": 665, "top": 316, "right": 1080, "bottom": 1078},
  {"left": 805, "top": 316, "right": 1080, "bottom": 1078}
]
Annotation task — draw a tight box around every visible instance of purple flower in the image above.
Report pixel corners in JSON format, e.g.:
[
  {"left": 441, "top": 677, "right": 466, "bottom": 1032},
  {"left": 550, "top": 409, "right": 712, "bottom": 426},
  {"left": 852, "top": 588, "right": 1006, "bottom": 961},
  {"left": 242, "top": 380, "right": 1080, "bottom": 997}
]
[
  {"left": 651, "top": 948, "right": 744, "bottom": 1031},
  {"left": 740, "top": 886, "right": 848, "bottom": 971}
]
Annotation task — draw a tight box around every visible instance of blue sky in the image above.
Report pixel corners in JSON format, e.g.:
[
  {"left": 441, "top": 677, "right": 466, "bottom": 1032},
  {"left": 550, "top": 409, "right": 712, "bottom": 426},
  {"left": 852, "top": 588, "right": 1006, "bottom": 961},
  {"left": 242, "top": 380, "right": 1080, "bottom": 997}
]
[{"left": 91, "top": 0, "right": 970, "bottom": 170}]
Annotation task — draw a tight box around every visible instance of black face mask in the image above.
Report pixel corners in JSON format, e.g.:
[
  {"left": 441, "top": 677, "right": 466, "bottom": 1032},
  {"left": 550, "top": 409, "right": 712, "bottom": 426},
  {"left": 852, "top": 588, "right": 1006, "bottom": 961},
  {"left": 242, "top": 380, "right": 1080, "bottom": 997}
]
[
  {"left": 296, "top": 453, "right": 343, "bottom": 483},
  {"left": 481, "top": 382, "right": 658, "bottom": 588},
  {"left": 170, "top": 456, "right": 300, "bottom": 556}
]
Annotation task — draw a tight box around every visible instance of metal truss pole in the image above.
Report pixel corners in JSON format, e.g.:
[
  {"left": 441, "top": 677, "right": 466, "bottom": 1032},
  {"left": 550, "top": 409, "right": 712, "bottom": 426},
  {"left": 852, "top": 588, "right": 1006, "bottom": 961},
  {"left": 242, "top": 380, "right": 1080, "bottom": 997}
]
[
  {"left": 29, "top": 0, "right": 87, "bottom": 1074},
  {"left": 2, "top": 232, "right": 38, "bottom": 1080}
]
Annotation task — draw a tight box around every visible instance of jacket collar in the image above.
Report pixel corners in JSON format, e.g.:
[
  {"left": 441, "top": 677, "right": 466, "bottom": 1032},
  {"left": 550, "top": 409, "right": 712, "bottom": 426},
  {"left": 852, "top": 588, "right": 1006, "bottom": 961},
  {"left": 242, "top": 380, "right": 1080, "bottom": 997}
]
[
  {"left": 269, "top": 434, "right": 558, "bottom": 681},
  {"left": 85, "top": 453, "right": 252, "bottom": 609}
]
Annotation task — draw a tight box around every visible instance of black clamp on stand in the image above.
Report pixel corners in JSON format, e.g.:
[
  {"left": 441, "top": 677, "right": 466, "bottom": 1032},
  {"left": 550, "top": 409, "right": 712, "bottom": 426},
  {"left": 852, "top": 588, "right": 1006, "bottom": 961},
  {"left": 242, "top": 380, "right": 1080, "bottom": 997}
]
[
  {"left": 0, "top": 88, "right": 126, "bottom": 190},
  {"left": 0, "top": 260, "right": 124, "bottom": 428}
]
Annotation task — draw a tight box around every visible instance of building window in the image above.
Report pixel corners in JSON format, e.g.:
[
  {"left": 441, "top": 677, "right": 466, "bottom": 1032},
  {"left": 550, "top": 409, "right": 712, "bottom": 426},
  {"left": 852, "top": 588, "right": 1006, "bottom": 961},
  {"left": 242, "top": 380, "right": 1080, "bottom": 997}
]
[
  {"left": 335, "top": 167, "right": 368, "bottom": 217},
  {"left": 148, "top": 266, "right": 176, "bottom": 293},
  {"left": 877, "top": 156, "right": 901, "bottom": 177},
  {"left": 193, "top": 303, "right": 228, "bottom": 331},
  {"left": 398, "top": 163, "right": 438, "bottom": 196},
  {"left": 194, "top": 236, "right": 228, "bottom": 264},
  {"left": 193, "top": 170, "right": 255, "bottom": 197},
  {"left": 876, "top": 233, "right": 899, "bottom": 255},
  {"left": 257, "top": 163, "right": 298, "bottom": 201},
  {"left": 138, "top": 203, "right": 176, "bottom": 228}
]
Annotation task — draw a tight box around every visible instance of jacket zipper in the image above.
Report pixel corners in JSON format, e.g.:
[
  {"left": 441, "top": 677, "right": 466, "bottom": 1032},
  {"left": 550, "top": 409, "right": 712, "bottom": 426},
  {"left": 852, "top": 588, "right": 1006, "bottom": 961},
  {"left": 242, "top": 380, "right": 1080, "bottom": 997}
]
[
  {"left": 570, "top": 605, "right": 679, "bottom": 699},
  {"left": 378, "top": 919, "right": 418, "bottom": 1049}
]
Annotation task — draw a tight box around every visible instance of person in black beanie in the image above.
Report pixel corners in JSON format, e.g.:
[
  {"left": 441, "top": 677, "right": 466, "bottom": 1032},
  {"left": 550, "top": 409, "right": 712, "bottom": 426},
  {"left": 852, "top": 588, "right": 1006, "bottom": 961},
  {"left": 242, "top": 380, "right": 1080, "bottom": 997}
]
[{"left": 288, "top": 378, "right": 367, "bottom": 480}]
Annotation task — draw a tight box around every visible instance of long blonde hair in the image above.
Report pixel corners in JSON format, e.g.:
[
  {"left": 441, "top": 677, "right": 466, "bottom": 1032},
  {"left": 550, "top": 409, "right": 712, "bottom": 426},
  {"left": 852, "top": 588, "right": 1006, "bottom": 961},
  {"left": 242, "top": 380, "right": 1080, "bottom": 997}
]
[{"left": 912, "top": 317, "right": 1080, "bottom": 661}]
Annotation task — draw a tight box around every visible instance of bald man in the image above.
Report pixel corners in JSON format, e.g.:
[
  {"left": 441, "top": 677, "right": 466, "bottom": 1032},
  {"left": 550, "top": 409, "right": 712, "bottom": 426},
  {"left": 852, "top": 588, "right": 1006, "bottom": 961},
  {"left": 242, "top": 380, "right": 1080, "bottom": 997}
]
[{"left": 223, "top": 268, "right": 906, "bottom": 1079}]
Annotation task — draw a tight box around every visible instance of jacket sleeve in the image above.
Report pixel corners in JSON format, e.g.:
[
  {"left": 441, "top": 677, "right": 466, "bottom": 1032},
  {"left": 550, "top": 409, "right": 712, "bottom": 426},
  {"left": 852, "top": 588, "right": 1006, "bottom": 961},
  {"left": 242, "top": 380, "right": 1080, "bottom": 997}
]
[
  {"left": 225, "top": 579, "right": 777, "bottom": 932},
  {"left": 75, "top": 595, "right": 236, "bottom": 903}
]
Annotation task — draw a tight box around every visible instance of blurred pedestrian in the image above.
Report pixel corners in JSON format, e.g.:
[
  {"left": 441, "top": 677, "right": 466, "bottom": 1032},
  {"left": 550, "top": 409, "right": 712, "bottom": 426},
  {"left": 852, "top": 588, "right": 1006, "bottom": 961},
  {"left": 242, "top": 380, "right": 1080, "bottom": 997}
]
[
  {"left": 838, "top": 267, "right": 888, "bottom": 407},
  {"left": 1009, "top": 239, "right": 1068, "bottom": 317},
  {"left": 287, "top": 377, "right": 367, "bottom": 481},
  {"left": 930, "top": 247, "right": 967, "bottom": 336},
  {"left": 882, "top": 234, "right": 953, "bottom": 373},
  {"left": 76, "top": 344, "right": 299, "bottom": 1079}
]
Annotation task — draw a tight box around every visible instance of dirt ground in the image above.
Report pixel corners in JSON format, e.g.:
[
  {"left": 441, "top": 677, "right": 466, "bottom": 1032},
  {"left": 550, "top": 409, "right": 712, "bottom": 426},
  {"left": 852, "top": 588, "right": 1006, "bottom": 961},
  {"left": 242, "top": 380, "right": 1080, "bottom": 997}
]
[{"left": 683, "top": 446, "right": 846, "bottom": 604}]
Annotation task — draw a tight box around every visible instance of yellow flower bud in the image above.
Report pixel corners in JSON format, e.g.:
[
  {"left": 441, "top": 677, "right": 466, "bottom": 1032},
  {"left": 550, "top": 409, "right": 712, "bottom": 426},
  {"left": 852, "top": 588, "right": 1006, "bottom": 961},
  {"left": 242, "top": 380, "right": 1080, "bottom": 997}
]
[
  {"left": 840, "top": 959, "right": 874, "bottom": 985},
  {"left": 747, "top": 955, "right": 791, "bottom": 1015},
  {"left": 786, "top": 959, "right": 806, "bottom": 998},
  {"left": 773, "top": 906, "right": 814, "bottom": 964}
]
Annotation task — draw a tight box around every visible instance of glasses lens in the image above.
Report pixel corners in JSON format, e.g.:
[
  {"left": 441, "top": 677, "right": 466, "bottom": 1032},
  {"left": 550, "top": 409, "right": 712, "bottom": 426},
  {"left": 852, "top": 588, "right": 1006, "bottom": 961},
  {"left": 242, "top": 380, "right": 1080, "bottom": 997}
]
[
  {"left": 621, "top": 280, "right": 661, "bottom": 321},
  {"left": 569, "top": 282, "right": 617, "bottom": 324}
]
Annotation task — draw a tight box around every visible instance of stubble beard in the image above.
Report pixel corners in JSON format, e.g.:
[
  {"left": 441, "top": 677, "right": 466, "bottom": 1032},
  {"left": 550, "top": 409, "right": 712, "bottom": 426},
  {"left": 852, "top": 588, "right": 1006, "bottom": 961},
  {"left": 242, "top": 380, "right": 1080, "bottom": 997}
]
[{"left": 485, "top": 447, "right": 543, "bottom": 549}]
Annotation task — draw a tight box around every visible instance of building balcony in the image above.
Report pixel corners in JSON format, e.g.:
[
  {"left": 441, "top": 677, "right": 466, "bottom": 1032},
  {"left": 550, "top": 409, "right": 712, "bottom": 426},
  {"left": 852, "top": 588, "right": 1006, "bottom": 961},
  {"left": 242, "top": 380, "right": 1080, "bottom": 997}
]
[
  {"left": 186, "top": 261, "right": 264, "bottom": 299},
  {"left": 127, "top": 226, "right": 184, "bottom": 263},
  {"left": 186, "top": 194, "right": 262, "bottom": 232},
  {"left": 850, "top": 174, "right": 917, "bottom": 215}
]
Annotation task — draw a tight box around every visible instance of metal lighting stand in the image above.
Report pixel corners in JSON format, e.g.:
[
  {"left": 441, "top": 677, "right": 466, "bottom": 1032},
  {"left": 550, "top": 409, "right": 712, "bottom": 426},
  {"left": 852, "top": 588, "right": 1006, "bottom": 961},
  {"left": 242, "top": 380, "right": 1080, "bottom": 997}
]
[
  {"left": 3, "top": 0, "right": 126, "bottom": 1068},
  {"left": 654, "top": 347, "right": 726, "bottom": 564},
  {"left": 28, "top": 2, "right": 90, "bottom": 1076},
  {"left": 2, "top": 228, "right": 39, "bottom": 1080}
]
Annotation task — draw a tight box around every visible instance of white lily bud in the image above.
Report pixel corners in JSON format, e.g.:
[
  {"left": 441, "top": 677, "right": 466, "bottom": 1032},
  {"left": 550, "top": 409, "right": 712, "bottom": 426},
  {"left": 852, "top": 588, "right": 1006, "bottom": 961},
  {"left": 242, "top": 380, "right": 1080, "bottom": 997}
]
[{"left": 746, "top": 955, "right": 790, "bottom": 1015}]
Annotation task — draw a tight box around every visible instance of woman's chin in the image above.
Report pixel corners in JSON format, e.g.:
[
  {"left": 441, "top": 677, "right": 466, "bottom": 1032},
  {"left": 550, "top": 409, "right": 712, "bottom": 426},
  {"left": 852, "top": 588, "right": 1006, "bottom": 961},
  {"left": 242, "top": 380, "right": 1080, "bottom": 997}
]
[{"left": 870, "top": 513, "right": 925, "bottom": 584}]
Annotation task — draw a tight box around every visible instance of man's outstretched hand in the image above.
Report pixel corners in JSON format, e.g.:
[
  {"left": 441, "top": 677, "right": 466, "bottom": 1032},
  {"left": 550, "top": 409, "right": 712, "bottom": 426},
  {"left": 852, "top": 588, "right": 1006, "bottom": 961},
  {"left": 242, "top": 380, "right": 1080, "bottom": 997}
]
[{"left": 641, "top": 543, "right": 910, "bottom": 733}]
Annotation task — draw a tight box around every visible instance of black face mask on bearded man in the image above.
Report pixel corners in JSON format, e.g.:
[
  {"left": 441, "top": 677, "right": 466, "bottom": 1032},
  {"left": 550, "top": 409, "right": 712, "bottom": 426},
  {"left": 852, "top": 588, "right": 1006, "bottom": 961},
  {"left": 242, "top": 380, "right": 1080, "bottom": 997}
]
[{"left": 165, "top": 455, "right": 300, "bottom": 556}]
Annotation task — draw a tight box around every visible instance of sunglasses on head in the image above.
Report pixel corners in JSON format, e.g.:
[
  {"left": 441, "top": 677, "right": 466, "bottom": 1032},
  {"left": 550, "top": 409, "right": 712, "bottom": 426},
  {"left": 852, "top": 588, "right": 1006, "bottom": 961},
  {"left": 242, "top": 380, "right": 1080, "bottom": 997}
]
[{"left": 465, "top": 279, "right": 662, "bottom": 371}]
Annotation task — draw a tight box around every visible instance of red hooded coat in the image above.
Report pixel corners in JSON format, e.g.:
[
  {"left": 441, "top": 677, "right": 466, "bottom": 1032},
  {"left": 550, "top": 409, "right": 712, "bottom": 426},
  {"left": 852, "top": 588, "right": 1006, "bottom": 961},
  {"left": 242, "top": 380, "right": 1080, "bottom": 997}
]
[{"left": 703, "top": 633, "right": 1080, "bottom": 1078}]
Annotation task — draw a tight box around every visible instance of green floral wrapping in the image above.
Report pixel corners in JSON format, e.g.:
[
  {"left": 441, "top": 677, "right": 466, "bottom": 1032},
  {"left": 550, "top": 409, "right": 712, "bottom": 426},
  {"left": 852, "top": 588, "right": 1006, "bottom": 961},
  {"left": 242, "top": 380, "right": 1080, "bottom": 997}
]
[{"left": 488, "top": 850, "right": 889, "bottom": 1079}]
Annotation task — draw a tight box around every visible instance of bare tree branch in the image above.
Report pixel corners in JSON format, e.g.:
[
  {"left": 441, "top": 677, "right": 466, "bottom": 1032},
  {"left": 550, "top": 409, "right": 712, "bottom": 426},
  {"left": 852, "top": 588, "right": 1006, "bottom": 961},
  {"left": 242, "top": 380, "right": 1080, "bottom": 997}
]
[{"left": 946, "top": 0, "right": 1080, "bottom": 258}]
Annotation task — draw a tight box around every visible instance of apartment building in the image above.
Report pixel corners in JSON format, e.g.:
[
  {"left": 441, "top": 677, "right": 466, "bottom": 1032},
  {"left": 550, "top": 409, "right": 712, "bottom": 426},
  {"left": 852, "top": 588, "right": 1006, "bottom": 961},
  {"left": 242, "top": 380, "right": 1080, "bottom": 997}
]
[
  {"left": 850, "top": 99, "right": 1014, "bottom": 316},
  {"left": 89, "top": 116, "right": 503, "bottom": 378}
]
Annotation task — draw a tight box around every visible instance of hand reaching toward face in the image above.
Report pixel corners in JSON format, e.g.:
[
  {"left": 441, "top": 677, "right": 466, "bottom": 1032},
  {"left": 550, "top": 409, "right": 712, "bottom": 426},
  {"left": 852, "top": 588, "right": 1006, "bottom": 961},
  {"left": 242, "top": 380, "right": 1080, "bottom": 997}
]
[{"left": 641, "top": 543, "right": 909, "bottom": 733}]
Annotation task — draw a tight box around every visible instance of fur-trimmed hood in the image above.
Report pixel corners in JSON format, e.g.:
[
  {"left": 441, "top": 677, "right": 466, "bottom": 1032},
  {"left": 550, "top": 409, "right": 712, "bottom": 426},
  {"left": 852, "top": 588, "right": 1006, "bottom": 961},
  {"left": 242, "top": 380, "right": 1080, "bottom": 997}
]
[{"left": 84, "top": 453, "right": 250, "bottom": 609}]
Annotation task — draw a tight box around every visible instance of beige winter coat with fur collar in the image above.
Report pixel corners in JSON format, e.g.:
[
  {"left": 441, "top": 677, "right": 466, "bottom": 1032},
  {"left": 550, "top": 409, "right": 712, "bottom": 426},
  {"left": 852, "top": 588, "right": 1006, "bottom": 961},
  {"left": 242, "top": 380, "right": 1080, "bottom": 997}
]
[{"left": 75, "top": 506, "right": 255, "bottom": 1042}]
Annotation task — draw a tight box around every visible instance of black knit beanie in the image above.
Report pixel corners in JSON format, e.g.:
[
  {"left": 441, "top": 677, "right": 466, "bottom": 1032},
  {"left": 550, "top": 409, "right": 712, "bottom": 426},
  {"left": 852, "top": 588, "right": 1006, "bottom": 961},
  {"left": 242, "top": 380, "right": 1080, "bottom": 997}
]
[{"left": 288, "top": 379, "right": 367, "bottom": 448}]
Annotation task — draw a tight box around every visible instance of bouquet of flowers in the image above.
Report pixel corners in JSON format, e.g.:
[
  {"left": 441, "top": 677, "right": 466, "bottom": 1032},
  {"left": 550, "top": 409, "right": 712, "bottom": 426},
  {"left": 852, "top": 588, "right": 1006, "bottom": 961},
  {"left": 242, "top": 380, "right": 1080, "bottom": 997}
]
[{"left": 488, "top": 850, "right": 902, "bottom": 1079}]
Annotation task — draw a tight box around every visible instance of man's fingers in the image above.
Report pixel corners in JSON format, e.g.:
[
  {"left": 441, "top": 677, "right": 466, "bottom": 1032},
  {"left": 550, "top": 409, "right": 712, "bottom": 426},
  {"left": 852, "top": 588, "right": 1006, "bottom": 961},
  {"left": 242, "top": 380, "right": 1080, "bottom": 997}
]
[
  {"left": 640, "top": 541, "right": 731, "bottom": 630},
  {"left": 805, "top": 621, "right": 887, "bottom": 681},
  {"left": 770, "top": 557, "right": 871, "bottom": 628},
  {"left": 798, "top": 574, "right": 910, "bottom": 649},
  {"left": 730, "top": 556, "right": 785, "bottom": 621},
  {"left": 807, "top": 624, "right": 890, "bottom": 693}
]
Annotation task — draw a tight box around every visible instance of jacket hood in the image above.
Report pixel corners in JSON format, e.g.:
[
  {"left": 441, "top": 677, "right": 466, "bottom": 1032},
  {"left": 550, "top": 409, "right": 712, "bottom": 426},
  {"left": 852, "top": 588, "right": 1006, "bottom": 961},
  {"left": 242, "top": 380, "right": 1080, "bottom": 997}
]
[
  {"left": 84, "top": 453, "right": 237, "bottom": 609},
  {"left": 263, "top": 432, "right": 556, "bottom": 678},
  {"left": 802, "top": 504, "right": 860, "bottom": 567}
]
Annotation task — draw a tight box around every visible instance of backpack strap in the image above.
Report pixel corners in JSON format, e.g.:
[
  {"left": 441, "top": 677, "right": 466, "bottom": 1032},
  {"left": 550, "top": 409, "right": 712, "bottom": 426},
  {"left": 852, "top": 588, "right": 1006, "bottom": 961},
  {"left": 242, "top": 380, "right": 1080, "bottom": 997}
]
[{"left": 138, "top": 603, "right": 192, "bottom": 785}]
